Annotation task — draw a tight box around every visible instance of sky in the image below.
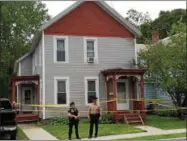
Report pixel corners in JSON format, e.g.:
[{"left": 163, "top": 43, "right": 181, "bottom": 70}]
[{"left": 43, "top": 1, "right": 186, "bottom": 20}]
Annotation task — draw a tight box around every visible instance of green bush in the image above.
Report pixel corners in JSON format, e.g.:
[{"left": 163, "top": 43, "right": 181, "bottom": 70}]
[
  {"left": 156, "top": 109, "right": 178, "bottom": 117},
  {"left": 38, "top": 117, "right": 69, "bottom": 125},
  {"left": 100, "top": 112, "right": 115, "bottom": 124}
]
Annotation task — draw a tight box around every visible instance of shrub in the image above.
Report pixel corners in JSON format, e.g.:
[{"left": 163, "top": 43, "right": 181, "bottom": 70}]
[
  {"left": 38, "top": 117, "right": 69, "bottom": 125},
  {"left": 100, "top": 112, "right": 115, "bottom": 124}
]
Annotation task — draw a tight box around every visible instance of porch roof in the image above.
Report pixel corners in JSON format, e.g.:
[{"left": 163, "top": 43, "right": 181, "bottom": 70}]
[
  {"left": 101, "top": 65, "right": 146, "bottom": 76},
  {"left": 11, "top": 75, "right": 40, "bottom": 84}
]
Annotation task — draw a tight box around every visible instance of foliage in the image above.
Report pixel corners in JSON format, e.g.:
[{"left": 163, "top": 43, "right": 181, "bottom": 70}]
[
  {"left": 139, "top": 21, "right": 186, "bottom": 118},
  {"left": 100, "top": 112, "right": 115, "bottom": 124},
  {"left": 126, "top": 9, "right": 152, "bottom": 27},
  {"left": 136, "top": 9, "right": 186, "bottom": 43},
  {"left": 38, "top": 117, "right": 69, "bottom": 125},
  {"left": 0, "top": 1, "right": 49, "bottom": 98}
]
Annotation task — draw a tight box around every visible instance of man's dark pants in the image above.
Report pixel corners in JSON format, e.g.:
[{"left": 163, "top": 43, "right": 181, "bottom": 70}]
[
  {"left": 68, "top": 119, "right": 79, "bottom": 139},
  {"left": 89, "top": 114, "right": 99, "bottom": 138}
]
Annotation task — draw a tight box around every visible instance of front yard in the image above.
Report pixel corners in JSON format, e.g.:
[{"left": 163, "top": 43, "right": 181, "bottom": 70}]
[
  {"left": 17, "top": 127, "right": 29, "bottom": 140},
  {"left": 42, "top": 123, "right": 143, "bottom": 140},
  {"left": 40, "top": 115, "right": 186, "bottom": 140},
  {"left": 145, "top": 115, "right": 186, "bottom": 129}
]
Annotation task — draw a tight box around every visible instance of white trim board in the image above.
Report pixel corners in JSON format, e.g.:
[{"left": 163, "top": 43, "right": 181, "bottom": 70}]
[{"left": 42, "top": 31, "right": 46, "bottom": 119}]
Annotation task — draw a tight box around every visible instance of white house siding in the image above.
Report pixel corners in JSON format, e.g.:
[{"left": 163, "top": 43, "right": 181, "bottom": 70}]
[
  {"left": 43, "top": 35, "right": 135, "bottom": 118},
  {"left": 20, "top": 56, "right": 32, "bottom": 76}
]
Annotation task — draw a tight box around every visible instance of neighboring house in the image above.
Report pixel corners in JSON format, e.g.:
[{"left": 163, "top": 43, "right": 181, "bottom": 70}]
[
  {"left": 136, "top": 32, "right": 173, "bottom": 107},
  {"left": 11, "top": 1, "right": 146, "bottom": 123}
]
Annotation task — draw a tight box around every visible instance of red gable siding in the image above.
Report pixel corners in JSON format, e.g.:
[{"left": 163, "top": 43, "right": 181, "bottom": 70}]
[{"left": 44, "top": 2, "right": 134, "bottom": 38}]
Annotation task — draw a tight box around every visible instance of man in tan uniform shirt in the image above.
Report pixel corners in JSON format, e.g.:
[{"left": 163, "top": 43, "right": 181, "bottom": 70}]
[{"left": 87, "top": 96, "right": 102, "bottom": 138}]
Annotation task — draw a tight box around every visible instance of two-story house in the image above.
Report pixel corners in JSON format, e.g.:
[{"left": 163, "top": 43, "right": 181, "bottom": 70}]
[{"left": 11, "top": 1, "right": 146, "bottom": 124}]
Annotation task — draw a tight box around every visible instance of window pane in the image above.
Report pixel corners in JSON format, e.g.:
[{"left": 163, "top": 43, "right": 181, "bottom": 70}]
[
  {"left": 87, "top": 41, "right": 94, "bottom": 51},
  {"left": 87, "top": 52, "right": 94, "bottom": 57},
  {"left": 57, "top": 50, "right": 65, "bottom": 61},
  {"left": 88, "top": 92, "right": 96, "bottom": 103},
  {"left": 57, "top": 39, "right": 65, "bottom": 51},
  {"left": 58, "top": 81, "right": 66, "bottom": 92},
  {"left": 57, "top": 92, "right": 66, "bottom": 104},
  {"left": 57, "top": 39, "right": 65, "bottom": 61},
  {"left": 88, "top": 80, "right": 95, "bottom": 91}
]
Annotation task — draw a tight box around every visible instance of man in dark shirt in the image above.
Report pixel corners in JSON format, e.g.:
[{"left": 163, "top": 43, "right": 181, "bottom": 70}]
[{"left": 68, "top": 102, "right": 81, "bottom": 140}]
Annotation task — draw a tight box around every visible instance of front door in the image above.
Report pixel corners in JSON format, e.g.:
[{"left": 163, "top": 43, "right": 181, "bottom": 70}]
[
  {"left": 116, "top": 79, "right": 129, "bottom": 110},
  {"left": 22, "top": 87, "right": 33, "bottom": 112}
]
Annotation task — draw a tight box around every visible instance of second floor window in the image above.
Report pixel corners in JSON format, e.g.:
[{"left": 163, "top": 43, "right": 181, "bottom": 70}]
[
  {"left": 54, "top": 36, "right": 68, "bottom": 63},
  {"left": 84, "top": 37, "right": 98, "bottom": 63},
  {"left": 87, "top": 41, "right": 95, "bottom": 58},
  {"left": 57, "top": 39, "right": 65, "bottom": 61}
]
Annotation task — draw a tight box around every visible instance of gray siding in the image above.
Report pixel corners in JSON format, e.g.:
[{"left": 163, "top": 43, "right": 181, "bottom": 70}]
[
  {"left": 20, "top": 55, "right": 32, "bottom": 75},
  {"left": 44, "top": 35, "right": 135, "bottom": 118}
]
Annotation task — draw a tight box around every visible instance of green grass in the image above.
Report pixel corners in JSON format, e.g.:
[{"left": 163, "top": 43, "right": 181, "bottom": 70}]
[
  {"left": 42, "top": 124, "right": 143, "bottom": 140},
  {"left": 17, "top": 127, "right": 29, "bottom": 140},
  {"left": 121, "top": 132, "right": 186, "bottom": 140},
  {"left": 145, "top": 115, "right": 186, "bottom": 129}
]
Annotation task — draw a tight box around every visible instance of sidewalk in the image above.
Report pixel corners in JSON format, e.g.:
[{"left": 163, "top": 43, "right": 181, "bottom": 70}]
[
  {"left": 18, "top": 124, "right": 58, "bottom": 140},
  {"left": 82, "top": 126, "right": 186, "bottom": 140}
]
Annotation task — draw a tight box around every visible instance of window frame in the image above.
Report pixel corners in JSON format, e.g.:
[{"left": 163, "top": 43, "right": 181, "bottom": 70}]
[
  {"left": 54, "top": 76, "right": 70, "bottom": 106},
  {"left": 83, "top": 37, "right": 98, "bottom": 64},
  {"left": 84, "top": 76, "right": 99, "bottom": 105},
  {"left": 53, "top": 36, "right": 69, "bottom": 63}
]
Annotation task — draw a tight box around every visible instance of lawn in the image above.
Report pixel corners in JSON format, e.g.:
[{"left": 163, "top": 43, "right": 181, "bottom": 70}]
[
  {"left": 17, "top": 127, "right": 29, "bottom": 140},
  {"left": 145, "top": 115, "right": 186, "bottom": 129},
  {"left": 121, "top": 133, "right": 186, "bottom": 140},
  {"left": 42, "top": 123, "right": 143, "bottom": 140}
]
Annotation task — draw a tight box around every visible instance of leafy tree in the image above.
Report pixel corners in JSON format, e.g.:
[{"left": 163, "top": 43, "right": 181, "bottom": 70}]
[
  {"left": 152, "top": 9, "right": 186, "bottom": 39},
  {"left": 0, "top": 1, "right": 49, "bottom": 98},
  {"left": 138, "top": 21, "right": 186, "bottom": 118},
  {"left": 126, "top": 9, "right": 152, "bottom": 27}
]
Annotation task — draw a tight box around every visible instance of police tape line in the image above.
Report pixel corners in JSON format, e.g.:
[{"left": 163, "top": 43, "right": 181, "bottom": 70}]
[
  {"left": 13, "top": 98, "right": 173, "bottom": 107},
  {"left": 14, "top": 107, "right": 187, "bottom": 113}
]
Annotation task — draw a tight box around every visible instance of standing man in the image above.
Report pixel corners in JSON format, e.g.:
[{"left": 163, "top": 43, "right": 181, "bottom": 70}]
[
  {"left": 68, "top": 102, "right": 81, "bottom": 140},
  {"left": 87, "top": 96, "right": 102, "bottom": 139}
]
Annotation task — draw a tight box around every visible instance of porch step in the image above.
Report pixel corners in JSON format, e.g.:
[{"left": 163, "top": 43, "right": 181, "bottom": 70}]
[
  {"left": 124, "top": 112, "right": 144, "bottom": 125},
  {"left": 16, "top": 114, "right": 40, "bottom": 123}
]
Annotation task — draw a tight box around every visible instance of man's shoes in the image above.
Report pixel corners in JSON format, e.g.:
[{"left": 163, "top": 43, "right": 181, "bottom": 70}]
[
  {"left": 68, "top": 138, "right": 72, "bottom": 140},
  {"left": 76, "top": 137, "right": 81, "bottom": 139},
  {"left": 88, "top": 136, "right": 92, "bottom": 139},
  {"left": 94, "top": 135, "right": 97, "bottom": 138}
]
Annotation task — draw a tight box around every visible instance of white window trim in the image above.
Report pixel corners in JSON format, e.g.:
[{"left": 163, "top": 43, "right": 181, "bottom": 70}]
[
  {"left": 18, "top": 62, "right": 21, "bottom": 76},
  {"left": 84, "top": 76, "right": 99, "bottom": 106},
  {"left": 54, "top": 76, "right": 70, "bottom": 106},
  {"left": 53, "top": 36, "right": 69, "bottom": 64},
  {"left": 83, "top": 37, "right": 98, "bottom": 64}
]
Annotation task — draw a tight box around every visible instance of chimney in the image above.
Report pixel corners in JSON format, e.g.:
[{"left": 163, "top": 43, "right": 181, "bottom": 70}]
[{"left": 152, "top": 32, "right": 159, "bottom": 43}]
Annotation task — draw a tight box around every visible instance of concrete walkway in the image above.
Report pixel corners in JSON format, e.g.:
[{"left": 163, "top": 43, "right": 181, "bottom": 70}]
[
  {"left": 18, "top": 124, "right": 58, "bottom": 140},
  {"left": 82, "top": 126, "right": 186, "bottom": 140}
]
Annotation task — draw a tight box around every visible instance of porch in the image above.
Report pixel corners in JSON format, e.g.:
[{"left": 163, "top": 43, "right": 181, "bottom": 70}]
[
  {"left": 102, "top": 67, "right": 146, "bottom": 124},
  {"left": 11, "top": 75, "right": 40, "bottom": 122}
]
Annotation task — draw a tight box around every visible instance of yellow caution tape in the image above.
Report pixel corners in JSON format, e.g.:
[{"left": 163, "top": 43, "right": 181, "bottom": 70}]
[{"left": 14, "top": 98, "right": 174, "bottom": 108}]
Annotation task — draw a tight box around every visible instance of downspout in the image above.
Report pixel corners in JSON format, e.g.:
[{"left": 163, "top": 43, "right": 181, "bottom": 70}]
[{"left": 42, "top": 31, "right": 46, "bottom": 119}]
